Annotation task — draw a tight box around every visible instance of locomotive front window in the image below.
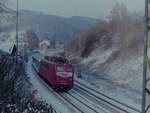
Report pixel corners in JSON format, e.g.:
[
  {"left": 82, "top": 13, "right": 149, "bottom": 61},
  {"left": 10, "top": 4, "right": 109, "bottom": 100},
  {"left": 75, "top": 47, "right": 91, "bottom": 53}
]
[
  {"left": 56, "top": 66, "right": 73, "bottom": 77},
  {"left": 56, "top": 66, "right": 65, "bottom": 76},
  {"left": 57, "top": 67, "right": 64, "bottom": 72}
]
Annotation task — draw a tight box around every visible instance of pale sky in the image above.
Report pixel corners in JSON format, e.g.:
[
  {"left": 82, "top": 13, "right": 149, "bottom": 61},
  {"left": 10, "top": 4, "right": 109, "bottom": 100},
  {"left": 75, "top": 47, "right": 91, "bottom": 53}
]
[{"left": 10, "top": 0, "right": 144, "bottom": 19}]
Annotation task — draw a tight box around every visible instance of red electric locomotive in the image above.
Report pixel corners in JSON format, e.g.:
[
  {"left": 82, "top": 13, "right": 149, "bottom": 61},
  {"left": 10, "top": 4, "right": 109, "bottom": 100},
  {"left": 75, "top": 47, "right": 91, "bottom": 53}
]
[{"left": 32, "top": 55, "right": 74, "bottom": 91}]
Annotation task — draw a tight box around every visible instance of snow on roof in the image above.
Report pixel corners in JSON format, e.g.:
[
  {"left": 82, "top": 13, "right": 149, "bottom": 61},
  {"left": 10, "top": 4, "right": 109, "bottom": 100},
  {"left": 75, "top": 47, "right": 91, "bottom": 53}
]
[{"left": 39, "top": 40, "right": 50, "bottom": 47}]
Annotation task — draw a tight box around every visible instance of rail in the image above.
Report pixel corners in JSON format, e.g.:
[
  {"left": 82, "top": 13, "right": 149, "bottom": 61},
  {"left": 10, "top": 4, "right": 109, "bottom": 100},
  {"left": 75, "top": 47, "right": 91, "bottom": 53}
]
[{"left": 75, "top": 81, "right": 141, "bottom": 113}]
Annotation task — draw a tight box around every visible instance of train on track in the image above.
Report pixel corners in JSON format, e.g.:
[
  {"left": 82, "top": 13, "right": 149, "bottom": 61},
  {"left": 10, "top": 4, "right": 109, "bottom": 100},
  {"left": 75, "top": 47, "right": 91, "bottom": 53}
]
[{"left": 32, "top": 55, "right": 74, "bottom": 91}]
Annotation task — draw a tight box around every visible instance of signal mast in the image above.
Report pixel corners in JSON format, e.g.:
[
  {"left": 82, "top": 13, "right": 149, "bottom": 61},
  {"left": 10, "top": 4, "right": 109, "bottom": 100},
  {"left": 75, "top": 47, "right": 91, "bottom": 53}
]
[
  {"left": 15, "top": 0, "right": 19, "bottom": 62},
  {"left": 142, "top": 0, "right": 150, "bottom": 113}
]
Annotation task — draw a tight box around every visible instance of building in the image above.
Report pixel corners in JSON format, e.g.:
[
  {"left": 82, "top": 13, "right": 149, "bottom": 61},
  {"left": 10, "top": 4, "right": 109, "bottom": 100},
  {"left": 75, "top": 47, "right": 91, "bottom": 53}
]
[{"left": 39, "top": 40, "right": 50, "bottom": 50}]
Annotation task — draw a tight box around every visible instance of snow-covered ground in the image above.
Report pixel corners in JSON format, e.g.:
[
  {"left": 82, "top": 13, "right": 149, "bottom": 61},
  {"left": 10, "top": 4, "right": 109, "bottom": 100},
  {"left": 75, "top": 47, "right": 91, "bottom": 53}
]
[
  {"left": 78, "top": 47, "right": 145, "bottom": 112},
  {"left": 0, "top": 30, "right": 27, "bottom": 53},
  {"left": 0, "top": 31, "right": 16, "bottom": 53}
]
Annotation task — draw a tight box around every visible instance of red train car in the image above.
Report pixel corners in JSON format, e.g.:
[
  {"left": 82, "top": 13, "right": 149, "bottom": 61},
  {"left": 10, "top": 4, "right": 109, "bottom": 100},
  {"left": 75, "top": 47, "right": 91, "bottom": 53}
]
[{"left": 32, "top": 55, "right": 74, "bottom": 91}]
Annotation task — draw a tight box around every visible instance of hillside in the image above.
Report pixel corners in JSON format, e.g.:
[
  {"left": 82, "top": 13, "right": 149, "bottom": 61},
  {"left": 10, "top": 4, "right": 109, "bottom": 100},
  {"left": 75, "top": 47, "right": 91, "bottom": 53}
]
[
  {"left": 65, "top": 3, "right": 144, "bottom": 95},
  {"left": 0, "top": 10, "right": 98, "bottom": 42}
]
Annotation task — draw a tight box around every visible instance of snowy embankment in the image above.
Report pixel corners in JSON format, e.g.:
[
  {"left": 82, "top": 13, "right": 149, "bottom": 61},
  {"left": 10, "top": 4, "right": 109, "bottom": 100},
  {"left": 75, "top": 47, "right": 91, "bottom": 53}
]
[
  {"left": 0, "top": 55, "right": 55, "bottom": 113},
  {"left": 79, "top": 47, "right": 144, "bottom": 108},
  {"left": 0, "top": 30, "right": 26, "bottom": 53},
  {"left": 0, "top": 31, "right": 58, "bottom": 113},
  {"left": 0, "top": 31, "right": 16, "bottom": 53},
  {"left": 82, "top": 47, "right": 143, "bottom": 91}
]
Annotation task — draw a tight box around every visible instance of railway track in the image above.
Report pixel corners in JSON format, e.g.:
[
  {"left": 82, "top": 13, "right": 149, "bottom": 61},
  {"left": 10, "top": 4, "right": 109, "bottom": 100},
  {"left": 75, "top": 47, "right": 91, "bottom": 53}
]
[
  {"left": 32, "top": 65, "right": 110, "bottom": 113},
  {"left": 32, "top": 65, "right": 82, "bottom": 113},
  {"left": 60, "top": 93, "right": 85, "bottom": 113},
  {"left": 75, "top": 81, "right": 141, "bottom": 113},
  {"left": 34, "top": 72, "right": 100, "bottom": 112},
  {"left": 70, "top": 89, "right": 118, "bottom": 113},
  {"left": 70, "top": 89, "right": 115, "bottom": 113},
  {"left": 62, "top": 92, "right": 107, "bottom": 113}
]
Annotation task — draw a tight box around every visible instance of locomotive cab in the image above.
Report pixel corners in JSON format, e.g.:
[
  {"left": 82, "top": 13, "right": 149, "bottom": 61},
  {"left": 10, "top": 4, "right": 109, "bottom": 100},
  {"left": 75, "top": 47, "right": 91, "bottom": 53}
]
[
  {"left": 55, "top": 64, "right": 74, "bottom": 89},
  {"left": 33, "top": 55, "right": 74, "bottom": 91}
]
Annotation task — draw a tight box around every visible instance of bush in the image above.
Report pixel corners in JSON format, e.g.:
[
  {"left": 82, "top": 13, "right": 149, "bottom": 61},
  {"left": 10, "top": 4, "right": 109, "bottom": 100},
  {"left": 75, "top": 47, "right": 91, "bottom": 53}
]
[{"left": 0, "top": 56, "right": 55, "bottom": 113}]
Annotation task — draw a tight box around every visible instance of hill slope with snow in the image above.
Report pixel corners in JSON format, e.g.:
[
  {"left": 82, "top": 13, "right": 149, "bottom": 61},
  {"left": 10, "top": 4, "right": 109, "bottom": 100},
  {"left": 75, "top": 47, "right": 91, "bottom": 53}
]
[{"left": 81, "top": 47, "right": 143, "bottom": 92}]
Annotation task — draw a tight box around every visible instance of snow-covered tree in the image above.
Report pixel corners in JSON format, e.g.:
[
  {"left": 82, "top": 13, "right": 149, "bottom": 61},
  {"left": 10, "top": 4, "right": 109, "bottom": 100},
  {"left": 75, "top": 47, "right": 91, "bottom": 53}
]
[{"left": 0, "top": 0, "right": 11, "bottom": 24}]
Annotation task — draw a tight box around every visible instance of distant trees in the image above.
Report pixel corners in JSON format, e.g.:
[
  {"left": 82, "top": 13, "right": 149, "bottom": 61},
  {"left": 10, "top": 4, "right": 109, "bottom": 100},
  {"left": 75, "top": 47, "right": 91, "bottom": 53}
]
[
  {"left": 25, "top": 30, "right": 39, "bottom": 51},
  {"left": 108, "top": 3, "right": 143, "bottom": 54},
  {"left": 65, "top": 2, "right": 144, "bottom": 58},
  {"left": 108, "top": 3, "right": 128, "bottom": 32},
  {"left": 81, "top": 33, "right": 99, "bottom": 57}
]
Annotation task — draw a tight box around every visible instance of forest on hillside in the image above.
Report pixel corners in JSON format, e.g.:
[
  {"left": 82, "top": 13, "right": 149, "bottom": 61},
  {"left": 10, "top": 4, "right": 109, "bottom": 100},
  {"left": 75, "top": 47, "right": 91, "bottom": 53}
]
[{"left": 65, "top": 3, "right": 144, "bottom": 58}]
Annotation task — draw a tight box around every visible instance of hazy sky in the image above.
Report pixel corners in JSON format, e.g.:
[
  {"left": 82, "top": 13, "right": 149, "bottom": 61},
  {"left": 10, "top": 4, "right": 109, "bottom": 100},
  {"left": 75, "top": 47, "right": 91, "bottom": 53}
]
[{"left": 11, "top": 0, "right": 144, "bottom": 19}]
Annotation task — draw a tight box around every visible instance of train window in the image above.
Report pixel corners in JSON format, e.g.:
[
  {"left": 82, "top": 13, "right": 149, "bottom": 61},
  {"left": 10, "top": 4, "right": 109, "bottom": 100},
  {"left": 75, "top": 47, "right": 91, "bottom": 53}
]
[
  {"left": 56, "top": 66, "right": 65, "bottom": 77},
  {"left": 57, "top": 67, "right": 64, "bottom": 72}
]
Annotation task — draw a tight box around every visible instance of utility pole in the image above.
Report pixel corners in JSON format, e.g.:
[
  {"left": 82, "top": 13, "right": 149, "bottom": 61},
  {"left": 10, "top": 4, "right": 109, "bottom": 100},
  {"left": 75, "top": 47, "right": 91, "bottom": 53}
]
[
  {"left": 16, "top": 0, "right": 19, "bottom": 62},
  {"left": 142, "top": 0, "right": 150, "bottom": 113}
]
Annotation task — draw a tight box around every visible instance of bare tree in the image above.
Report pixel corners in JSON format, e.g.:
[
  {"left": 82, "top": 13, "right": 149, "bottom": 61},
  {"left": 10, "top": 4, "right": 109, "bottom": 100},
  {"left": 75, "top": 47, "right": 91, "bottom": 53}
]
[
  {"left": 65, "top": 2, "right": 143, "bottom": 57},
  {"left": 108, "top": 3, "right": 144, "bottom": 55}
]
